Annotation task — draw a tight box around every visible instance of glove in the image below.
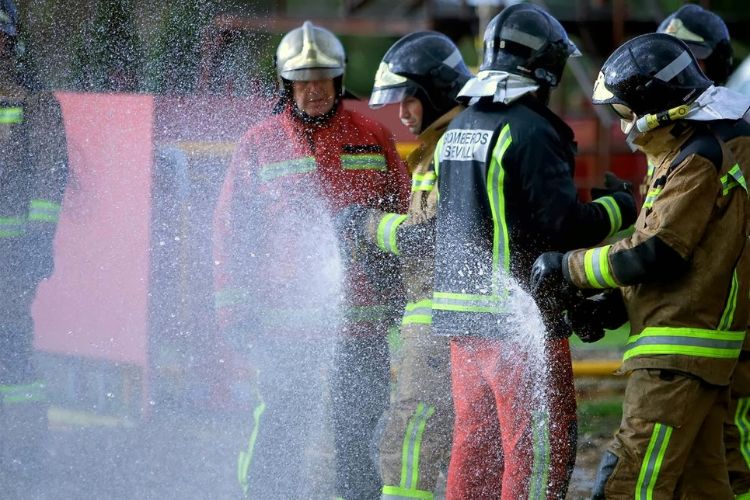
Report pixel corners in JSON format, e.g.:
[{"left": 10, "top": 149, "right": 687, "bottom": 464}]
[
  {"left": 591, "top": 171, "right": 633, "bottom": 199},
  {"left": 531, "top": 252, "right": 578, "bottom": 339},
  {"left": 566, "top": 290, "right": 628, "bottom": 343},
  {"left": 591, "top": 172, "right": 637, "bottom": 232},
  {"left": 334, "top": 204, "right": 371, "bottom": 250}
]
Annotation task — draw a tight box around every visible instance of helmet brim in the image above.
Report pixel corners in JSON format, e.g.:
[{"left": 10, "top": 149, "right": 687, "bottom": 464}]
[
  {"left": 683, "top": 41, "right": 713, "bottom": 60},
  {"left": 368, "top": 85, "right": 415, "bottom": 109},
  {"left": 279, "top": 67, "right": 344, "bottom": 82}
]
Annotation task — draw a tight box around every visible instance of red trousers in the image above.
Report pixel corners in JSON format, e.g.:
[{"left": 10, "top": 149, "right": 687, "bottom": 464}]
[{"left": 446, "top": 336, "right": 577, "bottom": 499}]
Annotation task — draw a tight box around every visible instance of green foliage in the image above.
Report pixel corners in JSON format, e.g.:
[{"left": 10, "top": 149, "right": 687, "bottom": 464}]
[
  {"left": 145, "top": 0, "right": 204, "bottom": 95},
  {"left": 70, "top": 0, "right": 142, "bottom": 92}
]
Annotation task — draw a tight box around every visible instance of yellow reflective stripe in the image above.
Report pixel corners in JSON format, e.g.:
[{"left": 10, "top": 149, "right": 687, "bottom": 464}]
[
  {"left": 237, "top": 394, "right": 266, "bottom": 495},
  {"left": 382, "top": 485, "right": 434, "bottom": 500},
  {"left": 635, "top": 423, "right": 672, "bottom": 500},
  {"left": 214, "top": 288, "right": 248, "bottom": 309},
  {"left": 377, "top": 213, "right": 407, "bottom": 255},
  {"left": 260, "top": 156, "right": 317, "bottom": 182},
  {"left": 735, "top": 397, "right": 750, "bottom": 471},
  {"left": 646, "top": 162, "right": 655, "bottom": 177},
  {"left": 594, "top": 195, "right": 622, "bottom": 238},
  {"left": 722, "top": 164, "right": 748, "bottom": 195},
  {"left": 528, "top": 410, "right": 551, "bottom": 500},
  {"left": 398, "top": 402, "right": 435, "bottom": 491},
  {"left": 432, "top": 291, "right": 506, "bottom": 313},
  {"left": 0, "top": 381, "right": 47, "bottom": 405},
  {"left": 28, "top": 199, "right": 61, "bottom": 223},
  {"left": 0, "top": 106, "right": 23, "bottom": 124},
  {"left": 341, "top": 153, "right": 387, "bottom": 171},
  {"left": 402, "top": 300, "right": 432, "bottom": 325},
  {"left": 643, "top": 187, "right": 662, "bottom": 209},
  {"left": 719, "top": 269, "right": 739, "bottom": 331},
  {"left": 0, "top": 215, "right": 24, "bottom": 237},
  {"left": 346, "top": 305, "right": 393, "bottom": 323},
  {"left": 624, "top": 327, "right": 745, "bottom": 360},
  {"left": 411, "top": 171, "right": 436, "bottom": 192},
  {"left": 487, "top": 124, "right": 512, "bottom": 296},
  {"left": 583, "top": 245, "right": 617, "bottom": 288}
]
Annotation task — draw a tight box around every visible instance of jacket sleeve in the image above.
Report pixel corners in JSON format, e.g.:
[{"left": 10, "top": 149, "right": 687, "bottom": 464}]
[
  {"left": 562, "top": 155, "right": 716, "bottom": 289},
  {"left": 361, "top": 208, "right": 435, "bottom": 258},
  {"left": 213, "top": 137, "right": 260, "bottom": 331},
  {"left": 24, "top": 92, "right": 69, "bottom": 281},
  {"left": 510, "top": 123, "right": 633, "bottom": 250}
]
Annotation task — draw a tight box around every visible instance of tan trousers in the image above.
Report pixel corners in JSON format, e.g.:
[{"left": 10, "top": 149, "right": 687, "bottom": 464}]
[
  {"left": 378, "top": 323, "right": 453, "bottom": 499},
  {"left": 602, "top": 368, "right": 732, "bottom": 499},
  {"left": 726, "top": 354, "right": 750, "bottom": 497}
]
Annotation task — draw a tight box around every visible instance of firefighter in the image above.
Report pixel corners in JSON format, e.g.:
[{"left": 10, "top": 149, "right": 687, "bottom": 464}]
[
  {"left": 532, "top": 33, "right": 750, "bottom": 498},
  {"left": 658, "top": 5, "right": 750, "bottom": 496},
  {"left": 429, "top": 4, "right": 636, "bottom": 498},
  {"left": 0, "top": 0, "right": 68, "bottom": 476},
  {"left": 213, "top": 21, "right": 410, "bottom": 499},
  {"left": 337, "top": 31, "right": 472, "bottom": 499}
]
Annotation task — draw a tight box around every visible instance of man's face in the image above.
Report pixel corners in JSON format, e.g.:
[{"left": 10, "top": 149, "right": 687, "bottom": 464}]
[
  {"left": 399, "top": 96, "right": 423, "bottom": 135},
  {"left": 292, "top": 79, "right": 336, "bottom": 117}
]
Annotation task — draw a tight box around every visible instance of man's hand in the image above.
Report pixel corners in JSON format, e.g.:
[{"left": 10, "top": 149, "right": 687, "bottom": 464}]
[
  {"left": 531, "top": 252, "right": 578, "bottom": 339},
  {"left": 566, "top": 291, "right": 628, "bottom": 343},
  {"left": 334, "top": 204, "right": 371, "bottom": 246}
]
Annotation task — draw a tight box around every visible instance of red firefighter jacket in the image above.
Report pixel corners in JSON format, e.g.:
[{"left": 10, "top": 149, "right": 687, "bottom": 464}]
[{"left": 214, "top": 101, "right": 410, "bottom": 343}]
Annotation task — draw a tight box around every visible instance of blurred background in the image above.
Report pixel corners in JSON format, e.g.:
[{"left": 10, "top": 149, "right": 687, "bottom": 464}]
[{"left": 8, "top": 0, "right": 750, "bottom": 498}]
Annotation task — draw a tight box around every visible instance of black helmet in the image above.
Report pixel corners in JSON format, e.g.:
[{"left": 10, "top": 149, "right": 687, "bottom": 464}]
[
  {"left": 0, "top": 0, "right": 17, "bottom": 38},
  {"left": 592, "top": 33, "right": 711, "bottom": 117},
  {"left": 369, "top": 31, "right": 471, "bottom": 129},
  {"left": 480, "top": 4, "right": 579, "bottom": 87},
  {"left": 657, "top": 4, "right": 733, "bottom": 84}
]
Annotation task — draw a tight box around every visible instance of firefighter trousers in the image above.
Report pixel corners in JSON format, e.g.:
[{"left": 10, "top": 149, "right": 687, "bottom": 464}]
[
  {"left": 0, "top": 279, "right": 49, "bottom": 474},
  {"left": 378, "top": 323, "right": 453, "bottom": 500},
  {"left": 331, "top": 332, "right": 390, "bottom": 500},
  {"left": 237, "top": 337, "right": 329, "bottom": 499},
  {"left": 725, "top": 352, "right": 750, "bottom": 497},
  {"left": 595, "top": 368, "right": 733, "bottom": 499},
  {"left": 446, "top": 336, "right": 577, "bottom": 500}
]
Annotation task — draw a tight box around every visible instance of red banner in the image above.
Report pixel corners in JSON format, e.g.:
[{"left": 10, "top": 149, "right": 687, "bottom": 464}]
[{"left": 32, "top": 93, "right": 154, "bottom": 368}]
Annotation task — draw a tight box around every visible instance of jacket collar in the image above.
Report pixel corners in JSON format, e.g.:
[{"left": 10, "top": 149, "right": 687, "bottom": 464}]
[
  {"left": 632, "top": 122, "right": 694, "bottom": 168},
  {"left": 406, "top": 105, "right": 463, "bottom": 174}
]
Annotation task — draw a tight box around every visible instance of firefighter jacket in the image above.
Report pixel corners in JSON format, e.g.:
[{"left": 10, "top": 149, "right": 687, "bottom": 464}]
[
  {"left": 360, "top": 106, "right": 462, "bottom": 327},
  {"left": 431, "top": 96, "right": 632, "bottom": 337},
  {"left": 0, "top": 66, "right": 68, "bottom": 292},
  {"left": 214, "top": 101, "right": 410, "bottom": 343},
  {"left": 563, "top": 122, "right": 750, "bottom": 386}
]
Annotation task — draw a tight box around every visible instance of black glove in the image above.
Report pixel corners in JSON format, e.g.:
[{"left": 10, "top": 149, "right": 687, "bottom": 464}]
[
  {"left": 566, "top": 290, "right": 628, "bottom": 343},
  {"left": 591, "top": 172, "right": 637, "bottom": 233},
  {"left": 531, "top": 252, "right": 578, "bottom": 340},
  {"left": 334, "top": 204, "right": 371, "bottom": 248},
  {"left": 591, "top": 171, "right": 633, "bottom": 199}
]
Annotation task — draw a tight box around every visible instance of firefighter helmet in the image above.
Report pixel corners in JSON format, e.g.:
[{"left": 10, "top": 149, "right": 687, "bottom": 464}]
[
  {"left": 592, "top": 33, "right": 711, "bottom": 117},
  {"left": 0, "top": 0, "right": 18, "bottom": 38},
  {"left": 369, "top": 32, "right": 471, "bottom": 112},
  {"left": 275, "top": 21, "right": 345, "bottom": 82},
  {"left": 480, "top": 3, "right": 579, "bottom": 87},
  {"left": 657, "top": 4, "right": 733, "bottom": 84}
]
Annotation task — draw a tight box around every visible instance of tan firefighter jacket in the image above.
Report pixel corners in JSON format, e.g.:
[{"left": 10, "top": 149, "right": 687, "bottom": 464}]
[
  {"left": 362, "top": 106, "right": 462, "bottom": 327},
  {"left": 563, "top": 122, "right": 750, "bottom": 385}
]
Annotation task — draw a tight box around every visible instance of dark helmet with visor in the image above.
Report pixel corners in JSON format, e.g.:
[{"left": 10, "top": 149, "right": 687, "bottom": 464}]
[
  {"left": 480, "top": 3, "right": 579, "bottom": 87},
  {"left": 657, "top": 4, "right": 732, "bottom": 84},
  {"left": 592, "top": 33, "right": 711, "bottom": 118},
  {"left": 369, "top": 31, "right": 472, "bottom": 124}
]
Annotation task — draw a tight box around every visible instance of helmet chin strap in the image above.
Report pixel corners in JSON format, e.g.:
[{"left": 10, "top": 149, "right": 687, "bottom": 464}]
[{"left": 290, "top": 95, "right": 340, "bottom": 126}]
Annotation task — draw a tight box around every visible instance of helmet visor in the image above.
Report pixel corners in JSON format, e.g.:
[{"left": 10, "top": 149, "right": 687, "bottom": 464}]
[
  {"left": 369, "top": 85, "right": 417, "bottom": 108},
  {"left": 280, "top": 67, "right": 343, "bottom": 82},
  {"left": 369, "top": 61, "right": 414, "bottom": 108}
]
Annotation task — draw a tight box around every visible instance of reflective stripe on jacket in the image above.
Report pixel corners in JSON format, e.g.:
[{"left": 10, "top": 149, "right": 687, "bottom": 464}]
[{"left": 564, "top": 122, "right": 750, "bottom": 385}]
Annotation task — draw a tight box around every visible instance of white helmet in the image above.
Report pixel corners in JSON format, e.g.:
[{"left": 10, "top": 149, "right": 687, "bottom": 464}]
[{"left": 276, "top": 21, "right": 345, "bottom": 82}]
